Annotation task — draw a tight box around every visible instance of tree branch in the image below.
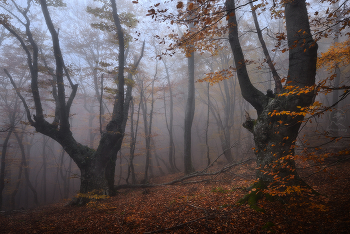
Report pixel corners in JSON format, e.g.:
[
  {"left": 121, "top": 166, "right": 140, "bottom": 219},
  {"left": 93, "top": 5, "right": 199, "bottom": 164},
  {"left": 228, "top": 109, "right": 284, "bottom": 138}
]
[
  {"left": 110, "top": 0, "right": 125, "bottom": 126},
  {"left": 250, "top": 1, "right": 282, "bottom": 93},
  {"left": 1, "top": 22, "right": 43, "bottom": 121},
  {"left": 4, "top": 69, "right": 33, "bottom": 125},
  {"left": 40, "top": 0, "right": 69, "bottom": 132},
  {"left": 225, "top": 0, "right": 267, "bottom": 115},
  {"left": 115, "top": 156, "right": 253, "bottom": 190}
]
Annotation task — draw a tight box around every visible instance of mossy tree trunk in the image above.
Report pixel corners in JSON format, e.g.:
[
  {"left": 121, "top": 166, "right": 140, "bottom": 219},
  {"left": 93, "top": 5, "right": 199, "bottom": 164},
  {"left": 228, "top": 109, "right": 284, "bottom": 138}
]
[{"left": 226, "top": 0, "right": 317, "bottom": 196}]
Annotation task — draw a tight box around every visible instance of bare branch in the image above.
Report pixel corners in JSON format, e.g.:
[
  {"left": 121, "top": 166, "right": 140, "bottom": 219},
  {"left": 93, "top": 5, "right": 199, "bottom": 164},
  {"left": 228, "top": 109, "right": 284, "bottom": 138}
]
[
  {"left": 4, "top": 69, "right": 33, "bottom": 124},
  {"left": 250, "top": 1, "right": 282, "bottom": 93},
  {"left": 115, "top": 157, "right": 253, "bottom": 190},
  {"left": 40, "top": 0, "right": 69, "bottom": 132},
  {"left": 226, "top": 0, "right": 267, "bottom": 115}
]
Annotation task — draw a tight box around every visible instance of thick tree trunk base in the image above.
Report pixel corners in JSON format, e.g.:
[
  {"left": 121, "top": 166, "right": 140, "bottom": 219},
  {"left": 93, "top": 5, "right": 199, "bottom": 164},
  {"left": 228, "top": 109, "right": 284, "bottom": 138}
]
[
  {"left": 238, "top": 180, "right": 270, "bottom": 212},
  {"left": 238, "top": 179, "right": 318, "bottom": 212},
  {"left": 65, "top": 190, "right": 110, "bottom": 207}
]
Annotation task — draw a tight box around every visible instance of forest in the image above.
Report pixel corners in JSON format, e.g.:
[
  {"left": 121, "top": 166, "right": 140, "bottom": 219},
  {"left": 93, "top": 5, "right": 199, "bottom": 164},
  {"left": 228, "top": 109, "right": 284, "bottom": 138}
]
[{"left": 0, "top": 0, "right": 349, "bottom": 233}]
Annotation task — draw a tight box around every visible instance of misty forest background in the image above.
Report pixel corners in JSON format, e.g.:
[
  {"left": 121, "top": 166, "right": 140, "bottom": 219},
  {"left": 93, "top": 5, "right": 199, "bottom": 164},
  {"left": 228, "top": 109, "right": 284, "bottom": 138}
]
[{"left": 0, "top": 0, "right": 349, "bottom": 211}]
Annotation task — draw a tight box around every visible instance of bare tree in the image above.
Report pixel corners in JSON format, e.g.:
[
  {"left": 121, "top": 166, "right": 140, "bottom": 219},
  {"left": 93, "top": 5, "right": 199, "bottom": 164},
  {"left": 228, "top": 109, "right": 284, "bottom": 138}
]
[
  {"left": 184, "top": 14, "right": 196, "bottom": 174},
  {"left": 162, "top": 59, "right": 178, "bottom": 173},
  {"left": 1, "top": 0, "right": 143, "bottom": 205}
]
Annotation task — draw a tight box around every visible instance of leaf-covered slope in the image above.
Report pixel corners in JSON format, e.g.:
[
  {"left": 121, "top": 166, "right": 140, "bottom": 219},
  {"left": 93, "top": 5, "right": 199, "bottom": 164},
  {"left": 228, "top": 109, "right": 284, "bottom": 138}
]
[{"left": 1, "top": 158, "right": 350, "bottom": 233}]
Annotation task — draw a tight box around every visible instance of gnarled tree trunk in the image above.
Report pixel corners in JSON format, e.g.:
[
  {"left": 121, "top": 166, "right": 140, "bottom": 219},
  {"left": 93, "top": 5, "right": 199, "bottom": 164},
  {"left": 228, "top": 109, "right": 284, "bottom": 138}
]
[
  {"left": 2, "top": 0, "right": 144, "bottom": 206},
  {"left": 226, "top": 0, "right": 317, "bottom": 196}
]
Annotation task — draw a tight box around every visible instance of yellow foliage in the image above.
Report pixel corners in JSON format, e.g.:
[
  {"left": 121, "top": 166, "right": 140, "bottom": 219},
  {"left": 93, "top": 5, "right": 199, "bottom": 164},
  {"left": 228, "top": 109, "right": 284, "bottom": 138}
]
[
  {"left": 317, "top": 38, "right": 350, "bottom": 70},
  {"left": 197, "top": 68, "right": 234, "bottom": 84}
]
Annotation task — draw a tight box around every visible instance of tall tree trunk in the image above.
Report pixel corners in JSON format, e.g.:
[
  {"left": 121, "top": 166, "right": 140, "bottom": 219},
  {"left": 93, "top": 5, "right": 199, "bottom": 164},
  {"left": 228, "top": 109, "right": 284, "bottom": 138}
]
[
  {"left": 104, "top": 42, "right": 144, "bottom": 195},
  {"left": 151, "top": 138, "right": 166, "bottom": 176},
  {"left": 0, "top": 130, "right": 13, "bottom": 210},
  {"left": 88, "top": 106, "right": 96, "bottom": 148},
  {"left": 206, "top": 96, "right": 233, "bottom": 163},
  {"left": 42, "top": 135, "right": 48, "bottom": 204},
  {"left": 59, "top": 148, "right": 71, "bottom": 199},
  {"left": 10, "top": 149, "right": 23, "bottom": 210},
  {"left": 140, "top": 88, "right": 150, "bottom": 183},
  {"left": 331, "top": 4, "right": 341, "bottom": 137},
  {"left": 118, "top": 152, "right": 123, "bottom": 185},
  {"left": 52, "top": 163, "right": 60, "bottom": 202},
  {"left": 162, "top": 60, "right": 177, "bottom": 173},
  {"left": 66, "top": 157, "right": 72, "bottom": 198},
  {"left": 10, "top": 162, "right": 23, "bottom": 210},
  {"left": 127, "top": 98, "right": 140, "bottom": 185},
  {"left": 184, "top": 40, "right": 196, "bottom": 175},
  {"left": 14, "top": 132, "right": 39, "bottom": 206},
  {"left": 205, "top": 83, "right": 211, "bottom": 167},
  {"left": 0, "top": 94, "right": 19, "bottom": 210},
  {"left": 222, "top": 78, "right": 235, "bottom": 163},
  {"left": 140, "top": 66, "right": 156, "bottom": 183},
  {"left": 24, "top": 134, "right": 33, "bottom": 208},
  {"left": 226, "top": 0, "right": 317, "bottom": 194}
]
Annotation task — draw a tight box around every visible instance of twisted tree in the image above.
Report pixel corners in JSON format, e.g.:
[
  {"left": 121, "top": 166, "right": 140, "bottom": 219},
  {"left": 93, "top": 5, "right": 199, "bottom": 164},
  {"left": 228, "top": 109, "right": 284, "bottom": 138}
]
[
  {"left": 1, "top": 0, "right": 143, "bottom": 205},
  {"left": 225, "top": 0, "right": 318, "bottom": 201}
]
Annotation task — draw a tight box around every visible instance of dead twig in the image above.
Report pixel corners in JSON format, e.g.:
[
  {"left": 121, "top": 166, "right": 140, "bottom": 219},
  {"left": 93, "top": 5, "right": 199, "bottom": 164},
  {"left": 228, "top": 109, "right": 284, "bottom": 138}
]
[{"left": 114, "top": 159, "right": 253, "bottom": 191}]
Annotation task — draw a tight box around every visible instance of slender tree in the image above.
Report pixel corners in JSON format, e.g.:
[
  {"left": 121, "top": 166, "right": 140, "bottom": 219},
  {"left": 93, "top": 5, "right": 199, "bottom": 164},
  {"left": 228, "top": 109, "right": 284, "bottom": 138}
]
[
  {"left": 162, "top": 59, "right": 178, "bottom": 173},
  {"left": 183, "top": 5, "right": 196, "bottom": 174},
  {"left": 138, "top": 63, "right": 157, "bottom": 183}
]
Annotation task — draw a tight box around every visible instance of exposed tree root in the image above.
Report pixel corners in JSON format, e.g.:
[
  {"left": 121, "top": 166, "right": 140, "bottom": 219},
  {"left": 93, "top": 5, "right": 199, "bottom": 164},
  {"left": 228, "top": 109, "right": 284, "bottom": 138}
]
[
  {"left": 238, "top": 180, "right": 269, "bottom": 212},
  {"left": 65, "top": 190, "right": 110, "bottom": 207},
  {"left": 238, "top": 179, "right": 320, "bottom": 212}
]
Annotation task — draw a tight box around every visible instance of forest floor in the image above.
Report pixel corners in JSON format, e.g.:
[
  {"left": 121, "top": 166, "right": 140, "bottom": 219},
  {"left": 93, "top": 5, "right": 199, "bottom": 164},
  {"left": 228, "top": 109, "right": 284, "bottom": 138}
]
[{"left": 1, "top": 155, "right": 350, "bottom": 234}]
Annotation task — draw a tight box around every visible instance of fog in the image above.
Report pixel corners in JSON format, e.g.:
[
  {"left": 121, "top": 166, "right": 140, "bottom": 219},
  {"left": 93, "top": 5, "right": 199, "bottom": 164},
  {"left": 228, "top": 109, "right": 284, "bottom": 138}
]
[{"left": 0, "top": 0, "right": 349, "bottom": 211}]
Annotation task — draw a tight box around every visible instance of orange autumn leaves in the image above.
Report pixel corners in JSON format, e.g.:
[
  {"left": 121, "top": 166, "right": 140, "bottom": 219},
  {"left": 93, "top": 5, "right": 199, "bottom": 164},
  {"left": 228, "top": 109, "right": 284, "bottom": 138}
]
[
  {"left": 171, "top": 0, "right": 228, "bottom": 57},
  {"left": 197, "top": 68, "right": 235, "bottom": 84},
  {"left": 318, "top": 38, "right": 350, "bottom": 71}
]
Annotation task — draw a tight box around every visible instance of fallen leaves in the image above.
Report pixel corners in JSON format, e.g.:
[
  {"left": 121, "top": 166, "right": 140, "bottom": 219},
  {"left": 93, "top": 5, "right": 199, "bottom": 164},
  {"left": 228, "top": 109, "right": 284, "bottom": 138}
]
[{"left": 1, "top": 160, "right": 350, "bottom": 233}]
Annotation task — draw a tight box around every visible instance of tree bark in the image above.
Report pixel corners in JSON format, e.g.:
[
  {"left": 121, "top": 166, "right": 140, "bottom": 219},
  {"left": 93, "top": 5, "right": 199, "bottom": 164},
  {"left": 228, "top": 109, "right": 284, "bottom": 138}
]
[
  {"left": 151, "top": 138, "right": 167, "bottom": 176},
  {"left": 140, "top": 71, "right": 156, "bottom": 183},
  {"left": 0, "top": 130, "right": 12, "bottom": 210},
  {"left": 23, "top": 134, "right": 33, "bottom": 208},
  {"left": 162, "top": 59, "right": 177, "bottom": 173},
  {"left": 10, "top": 155, "right": 23, "bottom": 210},
  {"left": 104, "top": 41, "right": 144, "bottom": 194},
  {"left": 127, "top": 98, "right": 139, "bottom": 184},
  {"left": 2, "top": 0, "right": 137, "bottom": 205},
  {"left": 226, "top": 0, "right": 317, "bottom": 195},
  {"left": 204, "top": 92, "right": 234, "bottom": 163},
  {"left": 184, "top": 34, "right": 196, "bottom": 174},
  {"left": 14, "top": 132, "right": 38, "bottom": 206},
  {"left": 330, "top": 4, "right": 341, "bottom": 137},
  {"left": 249, "top": 1, "right": 282, "bottom": 94},
  {"left": 0, "top": 94, "right": 19, "bottom": 210},
  {"left": 41, "top": 135, "right": 48, "bottom": 204}
]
